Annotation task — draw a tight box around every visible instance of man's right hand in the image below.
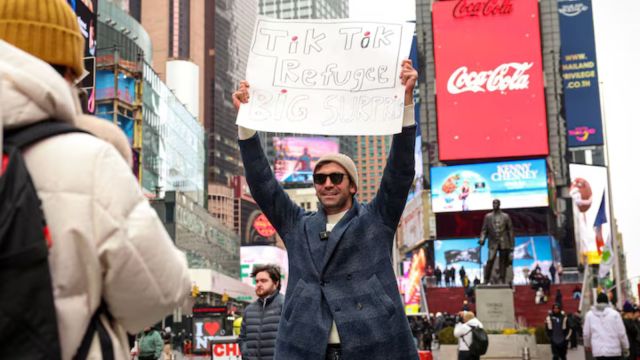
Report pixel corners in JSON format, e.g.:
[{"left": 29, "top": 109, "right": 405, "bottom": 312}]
[{"left": 232, "top": 80, "right": 250, "bottom": 111}]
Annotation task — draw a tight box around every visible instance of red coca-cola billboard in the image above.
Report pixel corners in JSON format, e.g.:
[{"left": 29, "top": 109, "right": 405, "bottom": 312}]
[{"left": 433, "top": 0, "right": 548, "bottom": 161}]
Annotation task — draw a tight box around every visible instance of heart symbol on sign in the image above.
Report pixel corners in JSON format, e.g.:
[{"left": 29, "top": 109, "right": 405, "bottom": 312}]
[{"left": 204, "top": 322, "right": 220, "bottom": 336}]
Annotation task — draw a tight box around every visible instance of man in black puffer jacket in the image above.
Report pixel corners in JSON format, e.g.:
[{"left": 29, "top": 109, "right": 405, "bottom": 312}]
[{"left": 239, "top": 264, "right": 284, "bottom": 360}]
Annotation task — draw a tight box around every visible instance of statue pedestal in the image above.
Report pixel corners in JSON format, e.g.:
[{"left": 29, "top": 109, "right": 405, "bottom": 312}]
[{"left": 475, "top": 285, "right": 516, "bottom": 330}]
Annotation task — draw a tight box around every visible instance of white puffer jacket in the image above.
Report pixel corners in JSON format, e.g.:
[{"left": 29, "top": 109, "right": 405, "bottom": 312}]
[
  {"left": 583, "top": 304, "right": 629, "bottom": 357},
  {"left": 454, "top": 317, "right": 483, "bottom": 351},
  {"left": 0, "top": 41, "right": 191, "bottom": 359}
]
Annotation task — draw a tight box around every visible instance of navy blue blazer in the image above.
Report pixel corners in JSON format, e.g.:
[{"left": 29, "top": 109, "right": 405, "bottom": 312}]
[{"left": 239, "top": 126, "right": 418, "bottom": 360}]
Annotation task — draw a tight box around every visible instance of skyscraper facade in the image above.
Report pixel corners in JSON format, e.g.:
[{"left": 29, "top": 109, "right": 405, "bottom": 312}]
[
  {"left": 259, "top": 0, "right": 348, "bottom": 19},
  {"left": 213, "top": 0, "right": 259, "bottom": 184}
]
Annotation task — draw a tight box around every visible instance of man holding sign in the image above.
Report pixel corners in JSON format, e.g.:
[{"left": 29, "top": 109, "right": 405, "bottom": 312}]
[{"left": 233, "top": 56, "right": 418, "bottom": 359}]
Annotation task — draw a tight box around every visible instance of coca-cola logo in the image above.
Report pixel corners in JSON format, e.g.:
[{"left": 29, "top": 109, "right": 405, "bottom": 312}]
[
  {"left": 447, "top": 62, "right": 533, "bottom": 94},
  {"left": 453, "top": 0, "right": 514, "bottom": 19}
]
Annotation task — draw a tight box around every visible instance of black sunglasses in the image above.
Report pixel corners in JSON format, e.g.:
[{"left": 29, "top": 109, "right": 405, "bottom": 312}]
[{"left": 313, "top": 172, "right": 347, "bottom": 185}]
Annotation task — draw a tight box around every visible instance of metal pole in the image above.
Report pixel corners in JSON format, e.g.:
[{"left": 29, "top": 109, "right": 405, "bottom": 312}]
[{"left": 599, "top": 81, "right": 624, "bottom": 308}]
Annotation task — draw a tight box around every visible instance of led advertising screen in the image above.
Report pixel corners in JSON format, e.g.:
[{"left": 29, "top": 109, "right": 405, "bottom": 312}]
[
  {"left": 273, "top": 136, "right": 339, "bottom": 184},
  {"left": 569, "top": 164, "right": 610, "bottom": 265},
  {"left": 67, "top": 0, "right": 97, "bottom": 113},
  {"left": 434, "top": 235, "right": 555, "bottom": 285},
  {"left": 402, "top": 247, "right": 426, "bottom": 314},
  {"left": 557, "top": 0, "right": 604, "bottom": 147},
  {"left": 432, "top": 0, "right": 548, "bottom": 160},
  {"left": 431, "top": 159, "right": 549, "bottom": 213}
]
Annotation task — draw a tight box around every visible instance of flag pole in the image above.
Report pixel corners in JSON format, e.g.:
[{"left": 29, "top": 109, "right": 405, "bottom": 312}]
[{"left": 599, "top": 80, "right": 623, "bottom": 308}]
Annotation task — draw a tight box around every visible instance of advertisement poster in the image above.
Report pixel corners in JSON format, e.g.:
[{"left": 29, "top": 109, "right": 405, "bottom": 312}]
[
  {"left": 67, "top": 0, "right": 97, "bottom": 113},
  {"left": 432, "top": 0, "right": 548, "bottom": 160},
  {"left": 431, "top": 159, "right": 549, "bottom": 213},
  {"left": 192, "top": 308, "right": 227, "bottom": 353},
  {"left": 237, "top": 18, "right": 415, "bottom": 135},
  {"left": 403, "top": 247, "right": 426, "bottom": 313},
  {"left": 240, "top": 246, "right": 289, "bottom": 294},
  {"left": 434, "top": 235, "right": 554, "bottom": 285},
  {"left": 273, "top": 136, "right": 339, "bottom": 184},
  {"left": 240, "top": 199, "right": 278, "bottom": 246},
  {"left": 569, "top": 164, "right": 610, "bottom": 265},
  {"left": 557, "top": 0, "right": 604, "bottom": 147},
  {"left": 399, "top": 191, "right": 429, "bottom": 249}
]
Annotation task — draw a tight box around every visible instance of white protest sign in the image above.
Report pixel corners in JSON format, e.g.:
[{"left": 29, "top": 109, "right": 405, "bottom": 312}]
[{"left": 237, "top": 18, "right": 415, "bottom": 135}]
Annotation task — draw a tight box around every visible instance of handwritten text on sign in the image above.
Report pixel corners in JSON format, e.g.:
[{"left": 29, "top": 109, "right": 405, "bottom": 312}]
[{"left": 237, "top": 18, "right": 415, "bottom": 135}]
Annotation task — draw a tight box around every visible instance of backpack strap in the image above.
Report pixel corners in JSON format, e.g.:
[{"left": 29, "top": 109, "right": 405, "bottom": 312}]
[
  {"left": 3, "top": 120, "right": 89, "bottom": 149},
  {"left": 74, "top": 301, "right": 114, "bottom": 360},
  {"left": 461, "top": 324, "right": 475, "bottom": 348}
]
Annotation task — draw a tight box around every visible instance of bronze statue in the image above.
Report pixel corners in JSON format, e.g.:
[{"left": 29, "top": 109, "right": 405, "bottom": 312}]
[{"left": 478, "top": 199, "right": 514, "bottom": 285}]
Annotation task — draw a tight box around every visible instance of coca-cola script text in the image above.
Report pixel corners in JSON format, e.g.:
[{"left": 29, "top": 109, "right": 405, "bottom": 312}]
[{"left": 447, "top": 62, "right": 533, "bottom": 94}]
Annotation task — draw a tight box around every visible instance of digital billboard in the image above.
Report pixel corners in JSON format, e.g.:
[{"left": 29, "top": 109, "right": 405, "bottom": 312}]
[
  {"left": 569, "top": 164, "right": 610, "bottom": 265},
  {"left": 240, "top": 198, "right": 277, "bottom": 247},
  {"left": 557, "top": 0, "right": 604, "bottom": 147},
  {"left": 431, "top": 159, "right": 549, "bottom": 213},
  {"left": 402, "top": 247, "right": 426, "bottom": 314},
  {"left": 434, "top": 235, "right": 555, "bottom": 285},
  {"left": 432, "top": 0, "right": 548, "bottom": 160},
  {"left": 67, "top": 0, "right": 97, "bottom": 113},
  {"left": 273, "top": 137, "right": 339, "bottom": 184}
]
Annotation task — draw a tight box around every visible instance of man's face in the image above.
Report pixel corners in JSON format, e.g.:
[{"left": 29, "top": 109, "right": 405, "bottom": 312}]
[
  {"left": 254, "top": 271, "right": 278, "bottom": 298},
  {"left": 314, "top": 162, "right": 356, "bottom": 215},
  {"left": 493, "top": 200, "right": 500, "bottom": 211}
]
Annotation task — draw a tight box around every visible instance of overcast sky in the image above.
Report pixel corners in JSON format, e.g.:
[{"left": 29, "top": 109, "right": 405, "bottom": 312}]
[
  {"left": 349, "top": 0, "right": 416, "bottom": 21},
  {"left": 592, "top": 0, "right": 640, "bottom": 290}
]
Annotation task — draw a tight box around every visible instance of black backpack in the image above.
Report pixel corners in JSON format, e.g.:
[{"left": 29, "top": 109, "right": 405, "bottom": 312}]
[
  {"left": 462, "top": 324, "right": 489, "bottom": 356},
  {"left": 0, "top": 121, "right": 114, "bottom": 360}
]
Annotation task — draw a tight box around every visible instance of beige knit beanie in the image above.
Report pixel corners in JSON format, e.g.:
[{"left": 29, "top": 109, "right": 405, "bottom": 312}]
[
  {"left": 314, "top": 153, "right": 359, "bottom": 191},
  {"left": 0, "top": 0, "right": 85, "bottom": 77}
]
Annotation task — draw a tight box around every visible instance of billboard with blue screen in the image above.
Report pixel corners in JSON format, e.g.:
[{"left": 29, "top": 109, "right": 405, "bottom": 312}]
[
  {"left": 431, "top": 159, "right": 548, "bottom": 213},
  {"left": 434, "top": 235, "right": 555, "bottom": 285}
]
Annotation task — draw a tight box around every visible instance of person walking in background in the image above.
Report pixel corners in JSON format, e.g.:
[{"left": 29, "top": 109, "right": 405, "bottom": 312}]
[
  {"left": 422, "top": 317, "right": 434, "bottom": 351},
  {"left": 545, "top": 303, "right": 571, "bottom": 360},
  {"left": 459, "top": 266, "right": 467, "bottom": 286},
  {"left": 550, "top": 263, "right": 557, "bottom": 284},
  {"left": 445, "top": 267, "right": 451, "bottom": 287},
  {"left": 0, "top": 1, "right": 191, "bottom": 358},
  {"left": 622, "top": 302, "right": 639, "bottom": 360},
  {"left": 583, "top": 293, "right": 629, "bottom": 359},
  {"left": 567, "top": 312, "right": 581, "bottom": 349},
  {"left": 238, "top": 265, "right": 284, "bottom": 360},
  {"left": 555, "top": 289, "right": 563, "bottom": 308},
  {"left": 137, "top": 327, "right": 164, "bottom": 360},
  {"left": 435, "top": 266, "right": 443, "bottom": 287},
  {"left": 454, "top": 311, "right": 484, "bottom": 360}
]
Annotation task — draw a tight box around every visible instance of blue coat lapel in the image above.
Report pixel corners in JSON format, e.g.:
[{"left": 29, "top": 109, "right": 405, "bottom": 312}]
[
  {"left": 304, "top": 210, "right": 326, "bottom": 277},
  {"left": 320, "top": 201, "right": 360, "bottom": 273}
]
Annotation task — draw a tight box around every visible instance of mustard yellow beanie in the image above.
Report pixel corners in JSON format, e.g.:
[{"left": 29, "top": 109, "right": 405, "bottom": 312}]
[{"left": 0, "top": 0, "right": 85, "bottom": 77}]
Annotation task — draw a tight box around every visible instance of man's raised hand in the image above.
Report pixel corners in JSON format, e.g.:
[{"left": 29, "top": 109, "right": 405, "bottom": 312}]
[
  {"left": 400, "top": 59, "right": 418, "bottom": 104},
  {"left": 232, "top": 80, "right": 250, "bottom": 111}
]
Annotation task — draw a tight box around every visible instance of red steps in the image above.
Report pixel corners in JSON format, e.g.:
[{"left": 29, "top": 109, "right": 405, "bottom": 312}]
[{"left": 425, "top": 283, "right": 580, "bottom": 327}]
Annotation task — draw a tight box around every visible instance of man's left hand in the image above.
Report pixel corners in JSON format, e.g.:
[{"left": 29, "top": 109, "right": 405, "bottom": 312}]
[{"left": 400, "top": 59, "right": 418, "bottom": 104}]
